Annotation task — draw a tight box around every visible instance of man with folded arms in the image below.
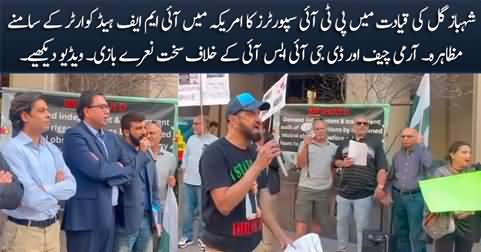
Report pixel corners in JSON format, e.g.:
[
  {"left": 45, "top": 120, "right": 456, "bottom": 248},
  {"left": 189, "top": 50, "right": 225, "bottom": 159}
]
[{"left": 2, "top": 92, "right": 76, "bottom": 252}]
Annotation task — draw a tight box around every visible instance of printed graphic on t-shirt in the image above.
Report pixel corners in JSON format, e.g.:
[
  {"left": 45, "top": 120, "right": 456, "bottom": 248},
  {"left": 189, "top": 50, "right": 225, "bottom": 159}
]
[
  {"left": 230, "top": 159, "right": 253, "bottom": 181},
  {"left": 229, "top": 159, "right": 261, "bottom": 234}
]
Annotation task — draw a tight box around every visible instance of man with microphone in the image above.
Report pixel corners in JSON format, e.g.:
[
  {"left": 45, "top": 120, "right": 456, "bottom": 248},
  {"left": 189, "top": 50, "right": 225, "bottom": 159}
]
[
  {"left": 199, "top": 92, "right": 292, "bottom": 252},
  {"left": 114, "top": 112, "right": 161, "bottom": 252}
]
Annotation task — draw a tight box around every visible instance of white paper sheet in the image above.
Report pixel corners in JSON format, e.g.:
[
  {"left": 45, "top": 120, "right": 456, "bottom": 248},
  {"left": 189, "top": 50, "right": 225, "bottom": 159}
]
[
  {"left": 284, "top": 233, "right": 323, "bottom": 252},
  {"left": 348, "top": 140, "right": 368, "bottom": 166}
]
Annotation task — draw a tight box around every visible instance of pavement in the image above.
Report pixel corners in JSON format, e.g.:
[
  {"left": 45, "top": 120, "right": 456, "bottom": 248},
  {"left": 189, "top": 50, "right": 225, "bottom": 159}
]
[
  {"left": 177, "top": 236, "right": 481, "bottom": 252},
  {"left": 178, "top": 237, "right": 356, "bottom": 252},
  {"left": 2, "top": 212, "right": 480, "bottom": 252}
]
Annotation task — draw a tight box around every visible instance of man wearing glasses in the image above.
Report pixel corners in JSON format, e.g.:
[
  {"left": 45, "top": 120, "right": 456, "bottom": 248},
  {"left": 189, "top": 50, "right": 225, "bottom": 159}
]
[
  {"left": 2, "top": 93, "right": 76, "bottom": 252},
  {"left": 333, "top": 115, "right": 388, "bottom": 252},
  {"left": 62, "top": 90, "right": 137, "bottom": 252},
  {"left": 389, "top": 128, "right": 432, "bottom": 252}
]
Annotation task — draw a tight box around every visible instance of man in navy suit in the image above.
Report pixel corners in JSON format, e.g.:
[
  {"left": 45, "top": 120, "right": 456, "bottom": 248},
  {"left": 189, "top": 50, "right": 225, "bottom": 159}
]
[
  {"left": 62, "top": 90, "right": 148, "bottom": 252},
  {"left": 114, "top": 112, "right": 161, "bottom": 252}
]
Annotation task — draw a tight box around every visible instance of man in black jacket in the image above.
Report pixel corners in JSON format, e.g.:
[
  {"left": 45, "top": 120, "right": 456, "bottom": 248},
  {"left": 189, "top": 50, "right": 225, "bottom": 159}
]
[{"left": 0, "top": 152, "right": 23, "bottom": 210}]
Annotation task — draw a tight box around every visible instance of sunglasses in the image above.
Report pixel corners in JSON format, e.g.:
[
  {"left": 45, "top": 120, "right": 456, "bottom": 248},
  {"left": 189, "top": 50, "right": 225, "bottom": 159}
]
[{"left": 355, "top": 121, "right": 369, "bottom": 126}]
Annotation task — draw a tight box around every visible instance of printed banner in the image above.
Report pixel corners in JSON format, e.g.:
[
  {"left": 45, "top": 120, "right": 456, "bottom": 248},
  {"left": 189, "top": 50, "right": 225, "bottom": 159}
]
[
  {"left": 178, "top": 73, "right": 230, "bottom": 107},
  {"left": 273, "top": 104, "right": 390, "bottom": 168},
  {"left": 0, "top": 88, "right": 178, "bottom": 152}
]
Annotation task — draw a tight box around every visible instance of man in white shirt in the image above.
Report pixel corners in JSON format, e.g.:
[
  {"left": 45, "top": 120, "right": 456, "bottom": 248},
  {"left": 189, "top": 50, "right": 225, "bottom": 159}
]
[{"left": 178, "top": 115, "right": 217, "bottom": 250}]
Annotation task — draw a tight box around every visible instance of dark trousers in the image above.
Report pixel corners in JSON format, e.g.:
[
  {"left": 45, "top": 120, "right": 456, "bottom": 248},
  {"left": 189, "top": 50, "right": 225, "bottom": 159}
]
[
  {"left": 435, "top": 233, "right": 474, "bottom": 252},
  {"left": 391, "top": 189, "right": 427, "bottom": 252},
  {"left": 66, "top": 227, "right": 115, "bottom": 252}
]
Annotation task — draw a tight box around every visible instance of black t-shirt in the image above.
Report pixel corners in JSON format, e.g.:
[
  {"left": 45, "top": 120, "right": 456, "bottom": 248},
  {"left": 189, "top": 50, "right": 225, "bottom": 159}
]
[
  {"left": 334, "top": 135, "right": 387, "bottom": 199},
  {"left": 266, "top": 161, "right": 280, "bottom": 195},
  {"left": 200, "top": 138, "right": 268, "bottom": 252}
]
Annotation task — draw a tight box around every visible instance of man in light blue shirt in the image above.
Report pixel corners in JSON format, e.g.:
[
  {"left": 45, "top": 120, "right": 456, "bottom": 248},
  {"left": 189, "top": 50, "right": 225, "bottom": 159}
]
[
  {"left": 2, "top": 92, "right": 76, "bottom": 252},
  {"left": 179, "top": 115, "right": 217, "bottom": 250}
]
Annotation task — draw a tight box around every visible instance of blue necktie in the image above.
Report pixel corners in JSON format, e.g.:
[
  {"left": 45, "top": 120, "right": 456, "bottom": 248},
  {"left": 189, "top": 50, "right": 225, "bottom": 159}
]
[
  {"left": 97, "top": 131, "right": 109, "bottom": 158},
  {"left": 97, "top": 130, "right": 118, "bottom": 206}
]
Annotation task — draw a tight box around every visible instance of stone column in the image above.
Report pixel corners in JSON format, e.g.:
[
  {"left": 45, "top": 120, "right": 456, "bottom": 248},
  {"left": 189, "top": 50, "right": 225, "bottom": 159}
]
[{"left": 472, "top": 74, "right": 481, "bottom": 162}]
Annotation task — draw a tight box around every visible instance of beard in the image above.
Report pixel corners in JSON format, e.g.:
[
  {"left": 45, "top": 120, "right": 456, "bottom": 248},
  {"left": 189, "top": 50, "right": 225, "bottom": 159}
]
[
  {"left": 129, "top": 133, "right": 144, "bottom": 147},
  {"left": 238, "top": 121, "right": 262, "bottom": 142}
]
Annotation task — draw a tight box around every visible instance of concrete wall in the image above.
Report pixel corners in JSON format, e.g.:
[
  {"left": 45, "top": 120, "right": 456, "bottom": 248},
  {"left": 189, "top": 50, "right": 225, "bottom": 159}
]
[
  {"left": 473, "top": 75, "right": 481, "bottom": 162},
  {"left": 216, "top": 74, "right": 265, "bottom": 136},
  {"left": 470, "top": 77, "right": 481, "bottom": 252},
  {"left": 430, "top": 92, "right": 450, "bottom": 160},
  {"left": 9, "top": 74, "right": 62, "bottom": 90},
  {"left": 431, "top": 75, "right": 473, "bottom": 160},
  {"left": 9, "top": 74, "right": 179, "bottom": 99},
  {"left": 446, "top": 77, "right": 473, "bottom": 145}
]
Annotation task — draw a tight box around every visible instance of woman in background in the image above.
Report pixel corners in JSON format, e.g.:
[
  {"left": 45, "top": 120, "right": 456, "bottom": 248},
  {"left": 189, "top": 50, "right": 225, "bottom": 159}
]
[{"left": 431, "top": 141, "right": 480, "bottom": 252}]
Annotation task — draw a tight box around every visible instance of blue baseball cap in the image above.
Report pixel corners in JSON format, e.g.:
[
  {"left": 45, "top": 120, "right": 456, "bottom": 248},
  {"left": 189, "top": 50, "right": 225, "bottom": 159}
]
[{"left": 225, "top": 92, "right": 270, "bottom": 117}]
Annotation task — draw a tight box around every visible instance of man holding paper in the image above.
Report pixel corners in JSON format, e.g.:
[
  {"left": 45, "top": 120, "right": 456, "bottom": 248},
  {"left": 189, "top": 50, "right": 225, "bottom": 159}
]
[{"left": 333, "top": 115, "right": 388, "bottom": 252}]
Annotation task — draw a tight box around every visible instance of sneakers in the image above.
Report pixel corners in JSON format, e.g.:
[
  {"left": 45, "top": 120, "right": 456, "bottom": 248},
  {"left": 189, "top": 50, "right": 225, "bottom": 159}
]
[
  {"left": 178, "top": 237, "right": 194, "bottom": 248},
  {"left": 178, "top": 237, "right": 206, "bottom": 250},
  {"left": 198, "top": 239, "right": 206, "bottom": 251}
]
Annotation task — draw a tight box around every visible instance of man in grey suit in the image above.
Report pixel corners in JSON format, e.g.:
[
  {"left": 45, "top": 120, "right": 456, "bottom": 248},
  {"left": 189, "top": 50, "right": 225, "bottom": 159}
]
[{"left": 114, "top": 112, "right": 161, "bottom": 252}]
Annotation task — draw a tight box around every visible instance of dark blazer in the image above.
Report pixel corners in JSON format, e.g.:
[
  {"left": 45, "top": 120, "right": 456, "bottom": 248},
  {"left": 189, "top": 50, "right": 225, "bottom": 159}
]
[
  {"left": 62, "top": 122, "right": 136, "bottom": 231},
  {"left": 0, "top": 153, "right": 23, "bottom": 210},
  {"left": 116, "top": 139, "right": 161, "bottom": 234}
]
